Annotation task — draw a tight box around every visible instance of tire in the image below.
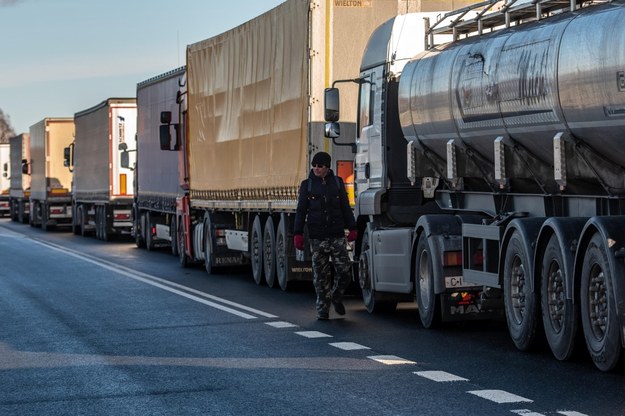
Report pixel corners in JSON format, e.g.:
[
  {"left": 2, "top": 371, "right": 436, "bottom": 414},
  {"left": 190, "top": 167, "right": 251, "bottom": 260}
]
[
  {"left": 415, "top": 232, "right": 441, "bottom": 328},
  {"left": 503, "top": 230, "right": 540, "bottom": 351},
  {"left": 135, "top": 210, "right": 146, "bottom": 248},
  {"left": 251, "top": 215, "right": 264, "bottom": 285},
  {"left": 203, "top": 214, "right": 214, "bottom": 275},
  {"left": 170, "top": 216, "right": 178, "bottom": 257},
  {"left": 41, "top": 204, "right": 48, "bottom": 231},
  {"left": 145, "top": 211, "right": 154, "bottom": 251},
  {"left": 80, "top": 206, "right": 88, "bottom": 237},
  {"left": 580, "top": 233, "right": 623, "bottom": 371},
  {"left": 540, "top": 233, "right": 578, "bottom": 361},
  {"left": 359, "top": 227, "right": 397, "bottom": 314},
  {"left": 276, "top": 215, "right": 290, "bottom": 291},
  {"left": 263, "top": 216, "right": 277, "bottom": 288},
  {"left": 177, "top": 217, "right": 188, "bottom": 268},
  {"left": 72, "top": 205, "right": 80, "bottom": 235}
]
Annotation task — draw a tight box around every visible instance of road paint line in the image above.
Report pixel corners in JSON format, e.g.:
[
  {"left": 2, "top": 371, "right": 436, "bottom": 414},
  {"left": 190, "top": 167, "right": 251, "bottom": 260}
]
[
  {"left": 557, "top": 412, "right": 589, "bottom": 416},
  {"left": 368, "top": 355, "right": 416, "bottom": 365},
  {"left": 329, "top": 342, "right": 370, "bottom": 351},
  {"left": 511, "top": 409, "right": 545, "bottom": 416},
  {"left": 265, "top": 321, "right": 298, "bottom": 328},
  {"left": 414, "top": 370, "right": 468, "bottom": 382},
  {"left": 28, "top": 238, "right": 264, "bottom": 320},
  {"left": 468, "top": 390, "right": 533, "bottom": 404},
  {"left": 295, "top": 331, "right": 332, "bottom": 338}
]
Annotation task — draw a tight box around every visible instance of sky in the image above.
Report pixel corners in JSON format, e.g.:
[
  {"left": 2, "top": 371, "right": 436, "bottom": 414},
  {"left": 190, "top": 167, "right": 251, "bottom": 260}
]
[{"left": 0, "top": 0, "right": 285, "bottom": 135}]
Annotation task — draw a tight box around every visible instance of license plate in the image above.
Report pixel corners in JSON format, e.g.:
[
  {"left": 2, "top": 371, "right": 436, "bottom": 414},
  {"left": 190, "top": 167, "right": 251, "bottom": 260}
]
[{"left": 445, "top": 276, "right": 480, "bottom": 288}]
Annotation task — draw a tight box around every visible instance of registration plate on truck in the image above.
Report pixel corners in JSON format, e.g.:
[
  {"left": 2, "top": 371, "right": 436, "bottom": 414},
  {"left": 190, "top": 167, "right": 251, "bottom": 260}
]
[{"left": 445, "top": 276, "right": 480, "bottom": 288}]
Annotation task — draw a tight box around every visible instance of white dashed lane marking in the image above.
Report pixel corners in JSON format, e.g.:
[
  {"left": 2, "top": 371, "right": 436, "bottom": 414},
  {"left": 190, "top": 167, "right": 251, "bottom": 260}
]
[
  {"left": 295, "top": 331, "right": 333, "bottom": 338},
  {"left": 367, "top": 355, "right": 416, "bottom": 365},
  {"left": 511, "top": 409, "right": 545, "bottom": 416},
  {"left": 329, "top": 342, "right": 370, "bottom": 351},
  {"left": 265, "top": 321, "right": 298, "bottom": 328},
  {"left": 468, "top": 390, "right": 533, "bottom": 404},
  {"left": 557, "top": 412, "right": 589, "bottom": 416},
  {"left": 414, "top": 370, "right": 468, "bottom": 382}
]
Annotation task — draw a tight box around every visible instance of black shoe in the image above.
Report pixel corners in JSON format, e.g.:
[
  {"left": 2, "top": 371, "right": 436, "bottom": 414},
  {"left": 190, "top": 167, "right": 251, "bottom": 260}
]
[
  {"left": 333, "top": 301, "right": 346, "bottom": 316},
  {"left": 317, "top": 312, "right": 329, "bottom": 320}
]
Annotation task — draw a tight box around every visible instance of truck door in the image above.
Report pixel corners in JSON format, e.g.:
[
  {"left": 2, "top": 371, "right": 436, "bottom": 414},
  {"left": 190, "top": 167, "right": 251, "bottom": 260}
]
[{"left": 355, "top": 68, "right": 384, "bottom": 196}]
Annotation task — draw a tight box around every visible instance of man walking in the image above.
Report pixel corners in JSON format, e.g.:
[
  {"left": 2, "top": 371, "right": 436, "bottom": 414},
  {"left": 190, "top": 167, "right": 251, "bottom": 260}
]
[{"left": 293, "top": 151, "right": 357, "bottom": 320}]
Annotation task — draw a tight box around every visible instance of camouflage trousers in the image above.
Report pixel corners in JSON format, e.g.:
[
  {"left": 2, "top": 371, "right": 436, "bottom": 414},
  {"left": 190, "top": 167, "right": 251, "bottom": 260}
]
[{"left": 310, "top": 237, "right": 352, "bottom": 314}]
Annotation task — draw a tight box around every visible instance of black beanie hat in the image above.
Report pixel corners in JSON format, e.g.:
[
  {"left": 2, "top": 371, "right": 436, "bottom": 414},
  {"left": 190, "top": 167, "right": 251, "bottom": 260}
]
[{"left": 312, "top": 151, "right": 331, "bottom": 167}]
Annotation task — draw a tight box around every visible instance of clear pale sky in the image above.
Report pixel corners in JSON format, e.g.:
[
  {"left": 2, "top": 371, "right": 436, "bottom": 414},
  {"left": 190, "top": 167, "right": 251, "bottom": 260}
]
[{"left": 0, "top": 0, "right": 285, "bottom": 135}]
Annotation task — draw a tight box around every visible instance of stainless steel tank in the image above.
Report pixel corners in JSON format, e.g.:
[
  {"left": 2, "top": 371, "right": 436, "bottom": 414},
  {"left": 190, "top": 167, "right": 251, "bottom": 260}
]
[{"left": 399, "top": 1, "right": 625, "bottom": 193}]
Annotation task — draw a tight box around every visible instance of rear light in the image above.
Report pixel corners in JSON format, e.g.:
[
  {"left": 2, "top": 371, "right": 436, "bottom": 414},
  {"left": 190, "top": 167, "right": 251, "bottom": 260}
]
[
  {"left": 473, "top": 250, "right": 484, "bottom": 267},
  {"left": 50, "top": 207, "right": 64, "bottom": 215},
  {"left": 114, "top": 212, "right": 130, "bottom": 220},
  {"left": 443, "top": 251, "right": 462, "bottom": 267}
]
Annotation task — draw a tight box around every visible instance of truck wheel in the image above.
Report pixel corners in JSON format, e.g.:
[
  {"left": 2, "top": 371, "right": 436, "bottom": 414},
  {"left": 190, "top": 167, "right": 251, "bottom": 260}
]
[
  {"left": 72, "top": 206, "right": 80, "bottom": 235},
  {"left": 41, "top": 205, "right": 48, "bottom": 231},
  {"left": 580, "top": 233, "right": 623, "bottom": 371},
  {"left": 135, "top": 211, "right": 146, "bottom": 248},
  {"left": 276, "top": 215, "right": 290, "bottom": 291},
  {"left": 541, "top": 233, "right": 578, "bottom": 361},
  {"left": 503, "top": 230, "right": 540, "bottom": 351},
  {"left": 80, "top": 206, "right": 88, "bottom": 237},
  {"left": 360, "top": 227, "right": 396, "bottom": 314},
  {"left": 415, "top": 232, "right": 441, "bottom": 328},
  {"left": 251, "top": 215, "right": 264, "bottom": 285},
  {"left": 263, "top": 216, "right": 277, "bottom": 288},
  {"left": 177, "top": 217, "right": 188, "bottom": 268},
  {"left": 146, "top": 211, "right": 154, "bottom": 251},
  {"left": 170, "top": 216, "right": 178, "bottom": 257},
  {"left": 203, "top": 214, "right": 214, "bottom": 275}
]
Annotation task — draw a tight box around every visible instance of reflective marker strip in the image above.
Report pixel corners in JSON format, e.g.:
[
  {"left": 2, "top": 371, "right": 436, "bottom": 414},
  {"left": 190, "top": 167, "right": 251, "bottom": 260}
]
[
  {"left": 414, "top": 371, "right": 468, "bottom": 382},
  {"left": 467, "top": 390, "right": 533, "bottom": 404}
]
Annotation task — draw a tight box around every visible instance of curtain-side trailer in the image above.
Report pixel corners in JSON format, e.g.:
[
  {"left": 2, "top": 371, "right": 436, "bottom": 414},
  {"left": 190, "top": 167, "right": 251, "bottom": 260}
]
[
  {"left": 29, "top": 118, "right": 74, "bottom": 230},
  {"left": 8, "top": 133, "right": 30, "bottom": 223},
  {"left": 0, "top": 142, "right": 9, "bottom": 217},
  {"left": 68, "top": 98, "right": 137, "bottom": 240}
]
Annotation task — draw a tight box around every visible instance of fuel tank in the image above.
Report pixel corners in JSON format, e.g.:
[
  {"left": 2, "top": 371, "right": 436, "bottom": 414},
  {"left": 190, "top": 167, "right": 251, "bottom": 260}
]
[{"left": 399, "top": 1, "right": 625, "bottom": 194}]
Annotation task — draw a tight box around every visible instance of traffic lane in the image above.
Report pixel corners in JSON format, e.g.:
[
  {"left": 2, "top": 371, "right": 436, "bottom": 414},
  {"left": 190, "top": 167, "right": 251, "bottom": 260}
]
[
  {"left": 2, "top": 220, "right": 624, "bottom": 415},
  {"left": 0, "top": 227, "right": 505, "bottom": 416}
]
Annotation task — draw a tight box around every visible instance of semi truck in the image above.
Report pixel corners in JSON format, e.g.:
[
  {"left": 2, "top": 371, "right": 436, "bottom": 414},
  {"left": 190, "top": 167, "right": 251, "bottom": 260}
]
[
  {"left": 324, "top": 0, "right": 625, "bottom": 371},
  {"left": 29, "top": 118, "right": 74, "bottom": 230},
  {"left": 132, "top": 67, "right": 186, "bottom": 252},
  {"left": 0, "top": 142, "right": 9, "bottom": 217},
  {"left": 8, "top": 133, "right": 30, "bottom": 223},
  {"left": 66, "top": 98, "right": 137, "bottom": 240},
  {"left": 158, "top": 0, "right": 452, "bottom": 289}
]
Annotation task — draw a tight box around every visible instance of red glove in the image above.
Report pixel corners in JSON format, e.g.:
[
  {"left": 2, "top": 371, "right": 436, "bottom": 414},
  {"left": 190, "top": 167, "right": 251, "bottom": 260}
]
[
  {"left": 347, "top": 229, "right": 358, "bottom": 242},
  {"left": 294, "top": 234, "right": 304, "bottom": 250}
]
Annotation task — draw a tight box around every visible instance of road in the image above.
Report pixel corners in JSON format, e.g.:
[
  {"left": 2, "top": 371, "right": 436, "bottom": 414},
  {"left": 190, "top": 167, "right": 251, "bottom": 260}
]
[{"left": 0, "top": 218, "right": 623, "bottom": 415}]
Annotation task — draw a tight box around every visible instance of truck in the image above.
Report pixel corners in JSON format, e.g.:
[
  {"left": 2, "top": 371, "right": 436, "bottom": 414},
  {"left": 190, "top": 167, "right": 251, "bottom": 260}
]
[
  {"left": 7, "top": 133, "right": 30, "bottom": 223},
  {"left": 29, "top": 118, "right": 74, "bottom": 230},
  {"left": 66, "top": 98, "right": 137, "bottom": 240},
  {"left": 132, "top": 67, "right": 186, "bottom": 252},
  {"left": 158, "top": 0, "right": 452, "bottom": 289},
  {"left": 324, "top": 0, "right": 625, "bottom": 371},
  {"left": 0, "top": 142, "right": 9, "bottom": 217}
]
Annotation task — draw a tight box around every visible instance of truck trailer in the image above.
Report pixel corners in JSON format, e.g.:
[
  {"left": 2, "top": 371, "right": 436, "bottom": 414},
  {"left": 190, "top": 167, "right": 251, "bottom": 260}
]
[
  {"left": 67, "top": 98, "right": 137, "bottom": 240},
  {"left": 159, "top": 0, "right": 451, "bottom": 289},
  {"left": 29, "top": 118, "right": 74, "bottom": 230},
  {"left": 325, "top": 0, "right": 625, "bottom": 371},
  {"left": 132, "top": 67, "right": 186, "bottom": 252},
  {"left": 0, "top": 142, "right": 9, "bottom": 217},
  {"left": 8, "top": 133, "right": 30, "bottom": 223}
]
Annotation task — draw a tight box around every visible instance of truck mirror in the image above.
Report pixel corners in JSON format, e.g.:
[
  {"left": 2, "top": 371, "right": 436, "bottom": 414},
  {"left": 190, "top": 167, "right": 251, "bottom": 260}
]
[
  {"left": 324, "top": 122, "right": 340, "bottom": 139},
  {"left": 160, "top": 125, "right": 172, "bottom": 150},
  {"left": 324, "top": 88, "right": 340, "bottom": 122},
  {"left": 160, "top": 111, "right": 172, "bottom": 124},
  {"left": 63, "top": 146, "right": 71, "bottom": 167},
  {"left": 118, "top": 142, "right": 128, "bottom": 151},
  {"left": 120, "top": 151, "right": 130, "bottom": 169},
  {"left": 21, "top": 162, "right": 29, "bottom": 175}
]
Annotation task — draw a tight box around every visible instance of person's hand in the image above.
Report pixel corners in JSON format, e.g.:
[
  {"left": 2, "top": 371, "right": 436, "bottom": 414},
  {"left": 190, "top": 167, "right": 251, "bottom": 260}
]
[
  {"left": 347, "top": 229, "right": 357, "bottom": 242},
  {"left": 294, "top": 234, "right": 304, "bottom": 250}
]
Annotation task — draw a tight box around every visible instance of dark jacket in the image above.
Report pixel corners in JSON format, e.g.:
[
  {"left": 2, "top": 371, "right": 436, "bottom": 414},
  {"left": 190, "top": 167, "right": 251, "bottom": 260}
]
[{"left": 293, "top": 169, "right": 356, "bottom": 240}]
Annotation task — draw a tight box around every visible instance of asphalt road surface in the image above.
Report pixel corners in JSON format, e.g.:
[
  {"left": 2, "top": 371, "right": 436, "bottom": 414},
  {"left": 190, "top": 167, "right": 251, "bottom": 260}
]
[{"left": 1, "top": 218, "right": 624, "bottom": 415}]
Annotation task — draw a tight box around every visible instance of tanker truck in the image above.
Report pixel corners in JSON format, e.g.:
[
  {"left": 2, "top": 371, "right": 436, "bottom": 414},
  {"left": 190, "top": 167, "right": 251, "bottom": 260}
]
[
  {"left": 131, "top": 67, "right": 185, "bottom": 251},
  {"left": 29, "top": 118, "right": 74, "bottom": 230},
  {"left": 158, "top": 0, "right": 449, "bottom": 289},
  {"left": 325, "top": 0, "right": 625, "bottom": 371},
  {"left": 8, "top": 133, "right": 30, "bottom": 223},
  {"left": 66, "top": 98, "right": 137, "bottom": 240}
]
